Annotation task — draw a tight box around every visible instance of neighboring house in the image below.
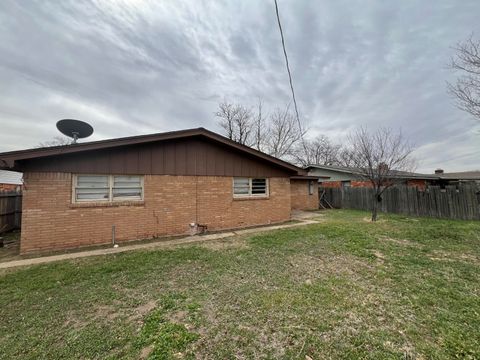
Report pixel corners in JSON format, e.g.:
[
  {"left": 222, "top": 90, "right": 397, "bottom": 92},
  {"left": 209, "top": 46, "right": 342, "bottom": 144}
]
[
  {"left": 0, "top": 169, "right": 22, "bottom": 191},
  {"left": 307, "top": 165, "right": 480, "bottom": 190},
  {"left": 0, "top": 128, "right": 318, "bottom": 254},
  {"left": 306, "top": 164, "right": 438, "bottom": 190},
  {"left": 434, "top": 169, "right": 480, "bottom": 186}
]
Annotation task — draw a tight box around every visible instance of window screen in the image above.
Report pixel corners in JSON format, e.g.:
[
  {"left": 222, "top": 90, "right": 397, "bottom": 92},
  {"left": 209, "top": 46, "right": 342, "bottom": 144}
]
[
  {"left": 233, "top": 178, "right": 268, "bottom": 197},
  {"left": 75, "top": 175, "right": 109, "bottom": 201},
  {"left": 113, "top": 176, "right": 142, "bottom": 200},
  {"left": 233, "top": 178, "right": 250, "bottom": 195},
  {"left": 74, "top": 175, "right": 143, "bottom": 202}
]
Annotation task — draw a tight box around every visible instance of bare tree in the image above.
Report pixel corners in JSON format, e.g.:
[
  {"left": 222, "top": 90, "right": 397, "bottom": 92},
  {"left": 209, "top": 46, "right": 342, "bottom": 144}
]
[
  {"left": 38, "top": 136, "right": 71, "bottom": 147},
  {"left": 447, "top": 35, "right": 480, "bottom": 121},
  {"left": 251, "top": 98, "right": 269, "bottom": 152},
  {"left": 347, "top": 127, "right": 416, "bottom": 222},
  {"left": 215, "top": 100, "right": 306, "bottom": 160},
  {"left": 266, "top": 104, "right": 305, "bottom": 159},
  {"left": 292, "top": 135, "right": 341, "bottom": 167},
  {"left": 215, "top": 101, "right": 254, "bottom": 145},
  {"left": 337, "top": 148, "right": 357, "bottom": 167}
]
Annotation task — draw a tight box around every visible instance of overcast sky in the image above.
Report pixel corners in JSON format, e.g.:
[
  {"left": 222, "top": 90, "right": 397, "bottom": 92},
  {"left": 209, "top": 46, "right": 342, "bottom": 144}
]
[{"left": 0, "top": 0, "right": 479, "bottom": 172}]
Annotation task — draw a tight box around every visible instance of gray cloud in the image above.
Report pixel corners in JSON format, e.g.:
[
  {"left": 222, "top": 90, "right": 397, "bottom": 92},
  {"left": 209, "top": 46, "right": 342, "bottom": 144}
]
[{"left": 0, "top": 0, "right": 479, "bottom": 172}]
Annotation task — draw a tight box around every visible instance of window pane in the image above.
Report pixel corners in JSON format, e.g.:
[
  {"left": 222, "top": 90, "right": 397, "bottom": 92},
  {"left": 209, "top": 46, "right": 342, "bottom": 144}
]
[
  {"left": 233, "top": 178, "right": 250, "bottom": 195},
  {"left": 113, "top": 175, "right": 141, "bottom": 187},
  {"left": 113, "top": 187, "right": 142, "bottom": 199},
  {"left": 77, "top": 175, "right": 109, "bottom": 188},
  {"left": 76, "top": 188, "right": 109, "bottom": 201},
  {"left": 251, "top": 178, "right": 266, "bottom": 194}
]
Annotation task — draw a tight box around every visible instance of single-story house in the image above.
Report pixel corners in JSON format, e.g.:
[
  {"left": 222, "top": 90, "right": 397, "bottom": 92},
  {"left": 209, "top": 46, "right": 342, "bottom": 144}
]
[
  {"left": 306, "top": 164, "right": 438, "bottom": 190},
  {"left": 0, "top": 128, "right": 318, "bottom": 254},
  {"left": 0, "top": 169, "right": 22, "bottom": 191},
  {"left": 306, "top": 165, "right": 480, "bottom": 190},
  {"left": 433, "top": 169, "right": 480, "bottom": 186}
]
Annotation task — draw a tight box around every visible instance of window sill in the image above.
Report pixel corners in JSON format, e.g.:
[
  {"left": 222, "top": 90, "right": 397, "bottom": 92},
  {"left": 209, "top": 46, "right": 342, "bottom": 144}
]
[
  {"left": 233, "top": 196, "right": 270, "bottom": 201},
  {"left": 69, "top": 200, "right": 145, "bottom": 209}
]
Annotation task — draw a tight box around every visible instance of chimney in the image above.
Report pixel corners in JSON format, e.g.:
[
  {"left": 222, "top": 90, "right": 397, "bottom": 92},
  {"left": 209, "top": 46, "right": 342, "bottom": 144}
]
[
  {"left": 378, "top": 163, "right": 389, "bottom": 172},
  {"left": 435, "top": 169, "right": 444, "bottom": 174}
]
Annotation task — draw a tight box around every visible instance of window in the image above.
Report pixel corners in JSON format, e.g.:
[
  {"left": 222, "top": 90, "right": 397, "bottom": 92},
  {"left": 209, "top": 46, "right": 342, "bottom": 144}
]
[
  {"left": 113, "top": 176, "right": 143, "bottom": 200},
  {"left": 74, "top": 175, "right": 143, "bottom": 202},
  {"left": 341, "top": 180, "right": 351, "bottom": 188},
  {"left": 233, "top": 178, "right": 268, "bottom": 198},
  {"left": 309, "top": 180, "right": 314, "bottom": 195},
  {"left": 75, "top": 175, "right": 110, "bottom": 201}
]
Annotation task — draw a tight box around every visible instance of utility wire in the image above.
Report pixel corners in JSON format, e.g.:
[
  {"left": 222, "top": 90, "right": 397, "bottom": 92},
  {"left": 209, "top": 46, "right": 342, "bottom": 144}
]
[{"left": 274, "top": 0, "right": 307, "bottom": 151}]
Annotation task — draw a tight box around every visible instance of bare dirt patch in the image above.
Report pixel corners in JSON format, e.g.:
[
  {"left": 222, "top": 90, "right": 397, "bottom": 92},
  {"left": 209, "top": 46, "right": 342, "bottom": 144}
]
[
  {"left": 136, "top": 300, "right": 157, "bottom": 317},
  {"left": 373, "top": 250, "right": 386, "bottom": 263},
  {"left": 139, "top": 345, "right": 154, "bottom": 359},
  {"left": 95, "top": 304, "right": 120, "bottom": 321},
  {"left": 126, "top": 300, "right": 157, "bottom": 324},
  {"left": 167, "top": 310, "right": 188, "bottom": 324}
]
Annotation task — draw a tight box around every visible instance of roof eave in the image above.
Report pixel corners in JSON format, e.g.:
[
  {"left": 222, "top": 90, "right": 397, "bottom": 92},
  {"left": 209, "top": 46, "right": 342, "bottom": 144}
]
[{"left": 0, "top": 127, "right": 303, "bottom": 174}]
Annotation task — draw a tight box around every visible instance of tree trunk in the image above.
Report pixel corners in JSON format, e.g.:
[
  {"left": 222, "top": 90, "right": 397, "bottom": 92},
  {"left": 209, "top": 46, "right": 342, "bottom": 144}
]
[{"left": 371, "top": 199, "right": 378, "bottom": 222}]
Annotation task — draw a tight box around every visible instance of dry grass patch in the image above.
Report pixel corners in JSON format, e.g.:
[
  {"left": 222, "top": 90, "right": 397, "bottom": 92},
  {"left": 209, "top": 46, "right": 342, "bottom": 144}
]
[
  {"left": 377, "top": 234, "right": 421, "bottom": 247},
  {"left": 288, "top": 252, "right": 374, "bottom": 283},
  {"left": 428, "top": 250, "right": 480, "bottom": 264},
  {"left": 199, "top": 237, "right": 249, "bottom": 251}
]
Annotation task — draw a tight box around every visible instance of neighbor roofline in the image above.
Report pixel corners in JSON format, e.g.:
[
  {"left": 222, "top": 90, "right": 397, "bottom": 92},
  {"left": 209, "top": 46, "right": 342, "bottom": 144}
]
[
  {"left": 290, "top": 175, "right": 324, "bottom": 180},
  {"left": 305, "top": 164, "right": 440, "bottom": 180},
  {"left": 305, "top": 164, "right": 363, "bottom": 175},
  {"left": 0, "top": 127, "right": 302, "bottom": 174}
]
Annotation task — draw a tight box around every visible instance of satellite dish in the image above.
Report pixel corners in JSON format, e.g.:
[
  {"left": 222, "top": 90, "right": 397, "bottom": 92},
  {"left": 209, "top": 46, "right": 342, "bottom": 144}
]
[{"left": 56, "top": 119, "right": 93, "bottom": 144}]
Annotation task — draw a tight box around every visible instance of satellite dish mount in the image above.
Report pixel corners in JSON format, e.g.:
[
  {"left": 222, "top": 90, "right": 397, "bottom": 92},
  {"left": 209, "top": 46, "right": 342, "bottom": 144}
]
[{"left": 56, "top": 119, "right": 94, "bottom": 144}]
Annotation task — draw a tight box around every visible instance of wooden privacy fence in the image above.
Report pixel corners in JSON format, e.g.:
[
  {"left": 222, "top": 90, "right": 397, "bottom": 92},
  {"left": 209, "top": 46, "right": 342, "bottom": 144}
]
[
  {"left": 0, "top": 191, "right": 22, "bottom": 233},
  {"left": 320, "top": 185, "right": 480, "bottom": 221}
]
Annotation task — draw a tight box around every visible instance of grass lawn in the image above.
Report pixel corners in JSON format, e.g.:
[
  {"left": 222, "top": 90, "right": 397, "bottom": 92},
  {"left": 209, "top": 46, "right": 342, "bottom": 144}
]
[{"left": 0, "top": 210, "right": 479, "bottom": 359}]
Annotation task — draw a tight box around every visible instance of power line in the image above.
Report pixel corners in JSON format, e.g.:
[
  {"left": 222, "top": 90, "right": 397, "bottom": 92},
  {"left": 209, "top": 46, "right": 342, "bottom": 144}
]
[{"left": 274, "top": 0, "right": 307, "bottom": 151}]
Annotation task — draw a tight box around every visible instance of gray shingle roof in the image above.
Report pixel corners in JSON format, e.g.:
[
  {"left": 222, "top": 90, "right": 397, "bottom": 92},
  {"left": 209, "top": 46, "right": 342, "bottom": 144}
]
[
  {"left": 0, "top": 170, "right": 22, "bottom": 185},
  {"left": 439, "top": 171, "right": 480, "bottom": 180},
  {"left": 306, "top": 164, "right": 480, "bottom": 181},
  {"left": 305, "top": 164, "right": 438, "bottom": 180}
]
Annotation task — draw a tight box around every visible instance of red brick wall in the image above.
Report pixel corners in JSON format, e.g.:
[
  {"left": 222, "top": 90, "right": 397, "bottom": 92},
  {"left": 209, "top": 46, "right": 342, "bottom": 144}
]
[
  {"left": 321, "top": 181, "right": 342, "bottom": 188},
  {"left": 290, "top": 180, "right": 318, "bottom": 210},
  {"left": 322, "top": 179, "right": 427, "bottom": 189},
  {"left": 351, "top": 181, "right": 373, "bottom": 188},
  {"left": 20, "top": 173, "right": 291, "bottom": 254},
  {"left": 320, "top": 181, "right": 372, "bottom": 188},
  {"left": 0, "top": 183, "right": 20, "bottom": 192},
  {"left": 406, "top": 179, "right": 427, "bottom": 190}
]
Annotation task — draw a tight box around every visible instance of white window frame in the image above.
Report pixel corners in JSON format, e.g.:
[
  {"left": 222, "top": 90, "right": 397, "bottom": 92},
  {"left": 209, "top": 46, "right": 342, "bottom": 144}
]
[
  {"left": 309, "top": 180, "right": 314, "bottom": 195},
  {"left": 72, "top": 174, "right": 144, "bottom": 203},
  {"left": 233, "top": 177, "right": 269, "bottom": 198}
]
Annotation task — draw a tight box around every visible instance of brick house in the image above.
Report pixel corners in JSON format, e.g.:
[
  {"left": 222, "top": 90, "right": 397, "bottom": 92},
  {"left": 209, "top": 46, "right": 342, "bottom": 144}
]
[
  {"left": 0, "top": 128, "right": 318, "bottom": 254},
  {"left": 306, "top": 164, "right": 439, "bottom": 190}
]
